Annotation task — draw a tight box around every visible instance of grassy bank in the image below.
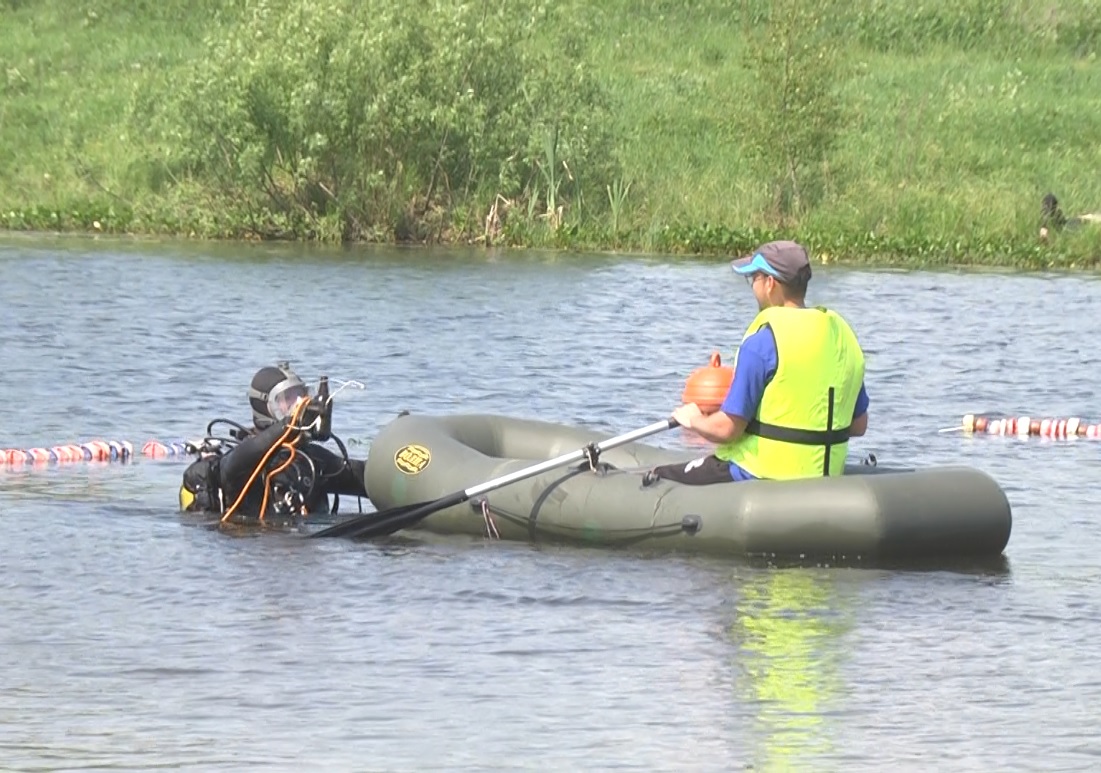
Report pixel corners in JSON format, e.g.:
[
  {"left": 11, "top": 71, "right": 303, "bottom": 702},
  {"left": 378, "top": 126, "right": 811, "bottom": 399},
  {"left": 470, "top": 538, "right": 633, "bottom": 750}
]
[{"left": 2, "top": 0, "right": 1100, "bottom": 268}]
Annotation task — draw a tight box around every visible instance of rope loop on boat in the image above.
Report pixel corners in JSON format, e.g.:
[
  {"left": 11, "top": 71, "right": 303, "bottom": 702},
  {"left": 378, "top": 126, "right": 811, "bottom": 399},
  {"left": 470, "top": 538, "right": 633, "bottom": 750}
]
[{"left": 475, "top": 497, "right": 500, "bottom": 539}]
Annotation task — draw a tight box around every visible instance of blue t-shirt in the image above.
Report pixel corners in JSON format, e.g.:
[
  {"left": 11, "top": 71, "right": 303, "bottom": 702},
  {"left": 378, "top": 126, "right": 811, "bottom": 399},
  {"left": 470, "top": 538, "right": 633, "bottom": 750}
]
[{"left": 718, "top": 325, "right": 869, "bottom": 481}]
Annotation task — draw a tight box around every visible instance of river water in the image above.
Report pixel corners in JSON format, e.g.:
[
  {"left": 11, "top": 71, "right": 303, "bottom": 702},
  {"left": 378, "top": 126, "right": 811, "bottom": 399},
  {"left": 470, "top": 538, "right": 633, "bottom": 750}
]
[{"left": 1, "top": 234, "right": 1099, "bottom": 771}]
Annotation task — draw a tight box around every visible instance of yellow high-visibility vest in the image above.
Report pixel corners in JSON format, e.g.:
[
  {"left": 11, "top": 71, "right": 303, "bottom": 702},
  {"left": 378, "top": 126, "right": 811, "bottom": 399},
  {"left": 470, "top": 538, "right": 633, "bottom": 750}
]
[{"left": 717, "top": 306, "right": 865, "bottom": 479}]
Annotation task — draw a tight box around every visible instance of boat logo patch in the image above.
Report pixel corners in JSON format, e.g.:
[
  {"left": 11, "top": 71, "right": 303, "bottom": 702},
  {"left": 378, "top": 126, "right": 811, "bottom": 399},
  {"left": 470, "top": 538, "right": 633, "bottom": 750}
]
[{"left": 394, "top": 443, "right": 431, "bottom": 474}]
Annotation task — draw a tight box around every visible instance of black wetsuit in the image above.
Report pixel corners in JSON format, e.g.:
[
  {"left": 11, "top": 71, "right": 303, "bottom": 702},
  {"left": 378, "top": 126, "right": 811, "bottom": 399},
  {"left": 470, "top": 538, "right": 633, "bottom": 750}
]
[{"left": 179, "top": 418, "right": 368, "bottom": 520}]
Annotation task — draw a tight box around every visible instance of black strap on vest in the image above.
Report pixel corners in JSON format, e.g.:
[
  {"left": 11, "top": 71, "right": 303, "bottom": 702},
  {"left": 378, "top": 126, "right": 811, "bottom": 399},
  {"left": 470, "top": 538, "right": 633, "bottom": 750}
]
[{"left": 744, "top": 387, "right": 849, "bottom": 476}]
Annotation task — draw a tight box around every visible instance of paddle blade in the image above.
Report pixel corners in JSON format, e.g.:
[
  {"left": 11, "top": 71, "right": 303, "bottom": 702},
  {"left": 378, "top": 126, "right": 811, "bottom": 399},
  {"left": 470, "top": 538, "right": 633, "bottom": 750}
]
[
  {"left": 342, "top": 501, "right": 439, "bottom": 541},
  {"left": 309, "top": 501, "right": 432, "bottom": 539},
  {"left": 310, "top": 490, "right": 467, "bottom": 540}
]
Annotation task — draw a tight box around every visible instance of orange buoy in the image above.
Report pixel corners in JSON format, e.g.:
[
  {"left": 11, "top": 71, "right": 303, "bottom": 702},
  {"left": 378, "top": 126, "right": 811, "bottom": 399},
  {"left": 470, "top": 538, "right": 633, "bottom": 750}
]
[{"left": 681, "top": 352, "right": 735, "bottom": 414}]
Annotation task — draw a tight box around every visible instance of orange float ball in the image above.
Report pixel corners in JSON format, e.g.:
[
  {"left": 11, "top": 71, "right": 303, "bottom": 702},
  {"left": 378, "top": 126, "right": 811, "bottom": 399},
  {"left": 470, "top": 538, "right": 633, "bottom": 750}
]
[{"left": 681, "top": 352, "right": 735, "bottom": 414}]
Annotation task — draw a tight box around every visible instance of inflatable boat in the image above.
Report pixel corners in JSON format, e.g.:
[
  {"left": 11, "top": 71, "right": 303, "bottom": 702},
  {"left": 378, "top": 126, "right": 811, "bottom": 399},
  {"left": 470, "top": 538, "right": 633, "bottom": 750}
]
[{"left": 361, "top": 413, "right": 1013, "bottom": 563}]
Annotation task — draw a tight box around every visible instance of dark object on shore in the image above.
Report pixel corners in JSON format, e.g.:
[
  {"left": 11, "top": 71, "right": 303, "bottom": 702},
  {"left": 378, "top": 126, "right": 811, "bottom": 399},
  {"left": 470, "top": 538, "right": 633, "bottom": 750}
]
[{"left": 1041, "top": 192, "right": 1101, "bottom": 240}]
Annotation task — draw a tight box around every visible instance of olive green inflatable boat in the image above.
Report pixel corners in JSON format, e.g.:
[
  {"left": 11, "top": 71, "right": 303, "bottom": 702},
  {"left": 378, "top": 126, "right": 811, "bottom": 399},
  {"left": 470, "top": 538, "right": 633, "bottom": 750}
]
[{"left": 362, "top": 413, "right": 1012, "bottom": 562}]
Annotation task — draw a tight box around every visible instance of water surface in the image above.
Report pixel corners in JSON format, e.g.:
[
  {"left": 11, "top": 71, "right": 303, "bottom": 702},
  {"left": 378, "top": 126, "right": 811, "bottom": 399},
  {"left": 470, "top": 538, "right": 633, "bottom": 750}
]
[{"left": 1, "top": 234, "right": 1099, "bottom": 771}]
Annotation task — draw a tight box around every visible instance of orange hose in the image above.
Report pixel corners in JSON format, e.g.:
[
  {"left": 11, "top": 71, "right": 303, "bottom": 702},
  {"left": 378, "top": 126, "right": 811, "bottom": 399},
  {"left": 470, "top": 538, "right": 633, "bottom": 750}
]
[{"left": 220, "top": 398, "right": 311, "bottom": 524}]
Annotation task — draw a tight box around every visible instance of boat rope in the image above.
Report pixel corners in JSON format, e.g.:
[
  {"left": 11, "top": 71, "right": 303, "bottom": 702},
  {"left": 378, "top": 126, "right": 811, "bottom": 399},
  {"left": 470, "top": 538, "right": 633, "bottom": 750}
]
[
  {"left": 470, "top": 497, "right": 692, "bottom": 545},
  {"left": 527, "top": 466, "right": 589, "bottom": 539},
  {"left": 473, "top": 498, "right": 500, "bottom": 539}
]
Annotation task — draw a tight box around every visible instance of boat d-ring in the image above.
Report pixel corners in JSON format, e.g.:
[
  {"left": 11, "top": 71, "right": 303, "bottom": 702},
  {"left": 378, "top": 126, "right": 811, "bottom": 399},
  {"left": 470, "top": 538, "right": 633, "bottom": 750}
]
[
  {"left": 681, "top": 514, "right": 702, "bottom": 535},
  {"left": 581, "top": 442, "right": 602, "bottom": 471}
]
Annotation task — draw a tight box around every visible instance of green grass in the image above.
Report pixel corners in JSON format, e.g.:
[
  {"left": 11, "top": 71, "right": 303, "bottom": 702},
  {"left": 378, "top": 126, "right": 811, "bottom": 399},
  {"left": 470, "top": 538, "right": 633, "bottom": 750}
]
[
  {"left": 1, "top": 0, "right": 1100, "bottom": 268},
  {"left": 580, "top": 0, "right": 1101, "bottom": 264},
  {"left": 0, "top": 0, "right": 241, "bottom": 228}
]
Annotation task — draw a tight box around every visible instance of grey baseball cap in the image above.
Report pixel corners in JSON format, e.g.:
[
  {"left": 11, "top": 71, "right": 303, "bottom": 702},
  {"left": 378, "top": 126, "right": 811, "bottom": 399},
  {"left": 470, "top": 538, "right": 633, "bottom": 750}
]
[{"left": 730, "top": 240, "right": 812, "bottom": 284}]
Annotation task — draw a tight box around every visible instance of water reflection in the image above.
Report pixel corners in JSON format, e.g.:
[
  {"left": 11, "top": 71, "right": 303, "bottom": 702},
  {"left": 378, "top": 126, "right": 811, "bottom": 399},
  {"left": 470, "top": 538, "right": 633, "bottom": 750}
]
[{"left": 729, "top": 568, "right": 853, "bottom": 770}]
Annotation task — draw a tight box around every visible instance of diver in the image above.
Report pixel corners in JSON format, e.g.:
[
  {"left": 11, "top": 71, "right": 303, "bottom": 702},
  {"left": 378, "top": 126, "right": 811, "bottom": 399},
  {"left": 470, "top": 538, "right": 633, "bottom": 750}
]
[{"left": 178, "top": 362, "right": 369, "bottom": 524}]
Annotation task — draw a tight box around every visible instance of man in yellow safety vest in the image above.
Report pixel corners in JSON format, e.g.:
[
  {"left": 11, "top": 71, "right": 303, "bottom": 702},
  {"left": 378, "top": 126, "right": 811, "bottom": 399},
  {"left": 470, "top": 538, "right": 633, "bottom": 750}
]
[{"left": 648, "top": 240, "right": 869, "bottom": 485}]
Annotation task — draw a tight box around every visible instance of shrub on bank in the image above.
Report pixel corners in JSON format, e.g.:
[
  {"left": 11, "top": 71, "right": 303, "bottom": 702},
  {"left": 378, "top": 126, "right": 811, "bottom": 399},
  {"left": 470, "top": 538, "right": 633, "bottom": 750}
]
[{"left": 153, "top": 0, "right": 619, "bottom": 242}]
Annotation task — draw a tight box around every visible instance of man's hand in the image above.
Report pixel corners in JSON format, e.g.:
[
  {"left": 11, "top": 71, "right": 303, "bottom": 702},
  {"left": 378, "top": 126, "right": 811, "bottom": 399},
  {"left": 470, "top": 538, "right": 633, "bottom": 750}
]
[
  {"left": 672, "top": 403, "right": 745, "bottom": 444},
  {"left": 672, "top": 402, "right": 704, "bottom": 430}
]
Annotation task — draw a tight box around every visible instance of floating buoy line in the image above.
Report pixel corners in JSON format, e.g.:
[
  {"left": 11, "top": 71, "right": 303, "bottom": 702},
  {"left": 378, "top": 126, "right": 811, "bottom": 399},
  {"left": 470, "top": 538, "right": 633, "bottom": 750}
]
[
  {"left": 6, "top": 411, "right": 1097, "bottom": 468},
  {"left": 939, "top": 414, "right": 1101, "bottom": 439},
  {"left": 1, "top": 439, "right": 193, "bottom": 466}
]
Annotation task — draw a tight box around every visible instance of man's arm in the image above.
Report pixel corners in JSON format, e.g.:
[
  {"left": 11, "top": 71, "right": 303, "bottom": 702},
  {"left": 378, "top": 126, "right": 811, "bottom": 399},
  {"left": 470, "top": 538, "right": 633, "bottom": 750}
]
[
  {"left": 305, "top": 443, "right": 368, "bottom": 498},
  {"left": 219, "top": 418, "right": 301, "bottom": 490},
  {"left": 848, "top": 382, "right": 870, "bottom": 437},
  {"left": 849, "top": 412, "right": 868, "bottom": 437},
  {"left": 672, "top": 403, "right": 748, "bottom": 444}
]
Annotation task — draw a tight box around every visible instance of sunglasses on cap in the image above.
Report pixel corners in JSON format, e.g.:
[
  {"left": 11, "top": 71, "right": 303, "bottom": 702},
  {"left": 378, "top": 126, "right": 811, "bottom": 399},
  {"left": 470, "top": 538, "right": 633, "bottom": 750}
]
[{"left": 734, "top": 252, "right": 783, "bottom": 284}]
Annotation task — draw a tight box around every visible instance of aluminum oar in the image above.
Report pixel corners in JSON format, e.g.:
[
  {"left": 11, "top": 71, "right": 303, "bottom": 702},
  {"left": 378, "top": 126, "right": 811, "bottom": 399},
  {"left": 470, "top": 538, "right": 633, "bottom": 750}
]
[{"left": 310, "top": 418, "right": 678, "bottom": 541}]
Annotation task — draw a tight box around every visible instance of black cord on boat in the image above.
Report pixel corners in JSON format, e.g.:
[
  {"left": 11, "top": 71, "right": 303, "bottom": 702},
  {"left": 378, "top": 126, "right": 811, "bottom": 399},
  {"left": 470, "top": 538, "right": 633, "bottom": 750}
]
[{"left": 479, "top": 500, "right": 691, "bottom": 545}]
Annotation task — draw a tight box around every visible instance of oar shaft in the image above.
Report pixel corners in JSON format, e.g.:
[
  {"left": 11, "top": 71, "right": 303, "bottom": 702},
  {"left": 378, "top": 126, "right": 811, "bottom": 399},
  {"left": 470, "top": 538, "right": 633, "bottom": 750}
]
[
  {"left": 464, "top": 418, "right": 676, "bottom": 498},
  {"left": 311, "top": 417, "right": 679, "bottom": 541}
]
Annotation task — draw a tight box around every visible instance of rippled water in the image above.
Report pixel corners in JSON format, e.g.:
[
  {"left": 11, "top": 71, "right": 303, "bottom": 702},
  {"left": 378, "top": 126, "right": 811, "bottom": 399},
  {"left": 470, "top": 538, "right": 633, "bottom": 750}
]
[{"left": 2, "top": 234, "right": 1100, "bottom": 771}]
